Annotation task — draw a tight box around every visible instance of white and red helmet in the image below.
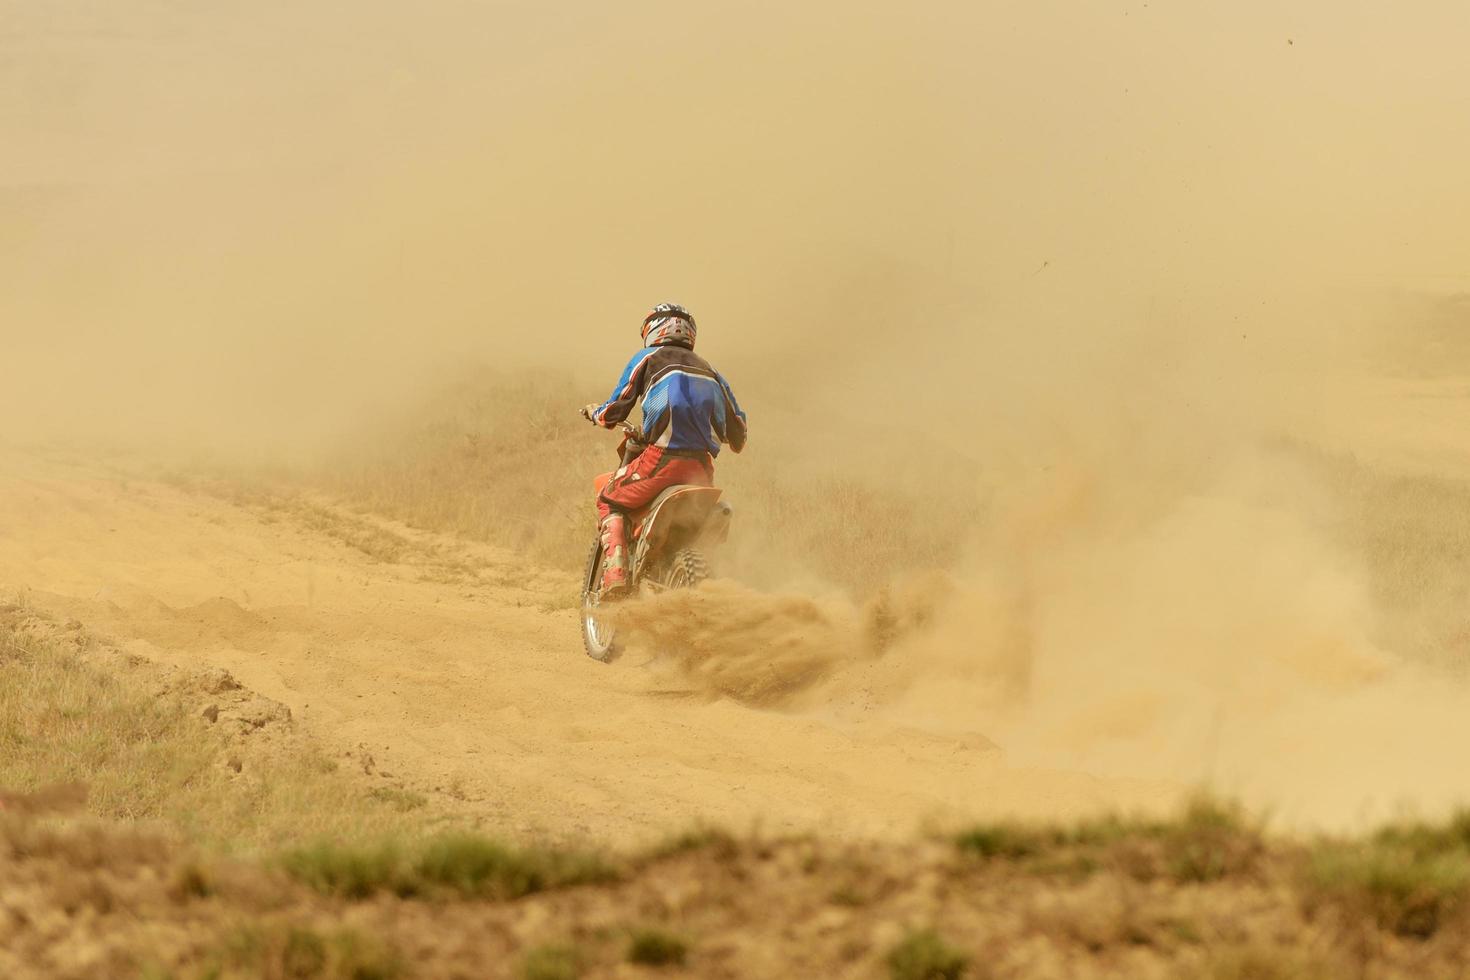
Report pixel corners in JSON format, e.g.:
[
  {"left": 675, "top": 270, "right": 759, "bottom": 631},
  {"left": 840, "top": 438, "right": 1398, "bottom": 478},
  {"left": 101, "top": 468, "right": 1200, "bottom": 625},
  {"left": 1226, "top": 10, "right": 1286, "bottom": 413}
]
[{"left": 641, "top": 302, "right": 696, "bottom": 348}]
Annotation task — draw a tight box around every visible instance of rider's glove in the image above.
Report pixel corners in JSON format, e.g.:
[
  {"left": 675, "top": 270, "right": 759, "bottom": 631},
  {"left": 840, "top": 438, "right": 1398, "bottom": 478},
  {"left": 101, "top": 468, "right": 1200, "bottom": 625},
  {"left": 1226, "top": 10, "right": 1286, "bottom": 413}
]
[{"left": 580, "top": 403, "right": 600, "bottom": 424}]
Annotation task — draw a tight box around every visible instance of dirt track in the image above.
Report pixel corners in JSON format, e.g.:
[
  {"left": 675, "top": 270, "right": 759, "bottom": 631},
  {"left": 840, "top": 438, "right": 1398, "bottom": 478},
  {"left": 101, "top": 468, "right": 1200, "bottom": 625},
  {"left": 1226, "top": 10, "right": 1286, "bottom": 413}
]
[{"left": 0, "top": 449, "right": 1169, "bottom": 846}]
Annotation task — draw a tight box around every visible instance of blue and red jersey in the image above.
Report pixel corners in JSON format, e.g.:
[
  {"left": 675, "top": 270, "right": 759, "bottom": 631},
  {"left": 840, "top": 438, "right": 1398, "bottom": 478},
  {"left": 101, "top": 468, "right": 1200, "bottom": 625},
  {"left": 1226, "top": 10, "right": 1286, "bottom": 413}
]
[{"left": 591, "top": 343, "right": 747, "bottom": 456}]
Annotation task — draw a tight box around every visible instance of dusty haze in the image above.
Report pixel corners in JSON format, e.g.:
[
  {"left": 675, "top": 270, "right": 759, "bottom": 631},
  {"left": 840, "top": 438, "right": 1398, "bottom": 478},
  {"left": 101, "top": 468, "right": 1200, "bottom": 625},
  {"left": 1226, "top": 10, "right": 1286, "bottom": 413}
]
[
  {"left": 7, "top": 0, "right": 1469, "bottom": 446},
  {"left": 5, "top": 1, "right": 1470, "bottom": 830}
]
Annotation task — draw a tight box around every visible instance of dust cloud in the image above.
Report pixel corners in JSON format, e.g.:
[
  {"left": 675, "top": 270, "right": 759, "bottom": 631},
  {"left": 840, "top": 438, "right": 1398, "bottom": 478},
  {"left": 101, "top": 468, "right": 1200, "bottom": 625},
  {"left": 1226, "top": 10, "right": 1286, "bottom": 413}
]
[
  {"left": 611, "top": 582, "right": 861, "bottom": 706},
  {"left": 7, "top": 1, "right": 1470, "bottom": 828}
]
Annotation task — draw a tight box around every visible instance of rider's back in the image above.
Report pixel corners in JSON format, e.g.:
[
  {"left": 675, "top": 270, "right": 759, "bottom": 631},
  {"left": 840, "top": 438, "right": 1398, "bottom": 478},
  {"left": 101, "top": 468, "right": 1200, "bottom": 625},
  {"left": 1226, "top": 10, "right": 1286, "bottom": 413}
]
[{"left": 596, "top": 343, "right": 747, "bottom": 457}]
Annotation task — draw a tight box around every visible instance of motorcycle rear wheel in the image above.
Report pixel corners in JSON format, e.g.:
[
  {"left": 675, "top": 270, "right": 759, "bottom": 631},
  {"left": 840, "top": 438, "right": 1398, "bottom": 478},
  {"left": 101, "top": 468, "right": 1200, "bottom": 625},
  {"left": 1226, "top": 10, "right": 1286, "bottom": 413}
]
[{"left": 663, "top": 547, "right": 708, "bottom": 589}]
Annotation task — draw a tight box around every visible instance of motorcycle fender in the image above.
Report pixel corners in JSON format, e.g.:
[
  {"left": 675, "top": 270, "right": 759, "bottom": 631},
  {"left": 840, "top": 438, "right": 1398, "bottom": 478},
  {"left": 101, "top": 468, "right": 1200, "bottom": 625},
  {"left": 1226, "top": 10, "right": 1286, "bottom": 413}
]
[
  {"left": 697, "top": 500, "right": 733, "bottom": 547},
  {"left": 632, "top": 486, "right": 724, "bottom": 573}
]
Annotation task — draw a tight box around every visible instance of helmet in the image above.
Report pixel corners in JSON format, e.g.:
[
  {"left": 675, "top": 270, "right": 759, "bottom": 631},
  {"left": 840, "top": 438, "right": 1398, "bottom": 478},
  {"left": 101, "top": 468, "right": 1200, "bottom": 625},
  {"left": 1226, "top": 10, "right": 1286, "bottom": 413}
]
[{"left": 641, "top": 302, "right": 697, "bottom": 349}]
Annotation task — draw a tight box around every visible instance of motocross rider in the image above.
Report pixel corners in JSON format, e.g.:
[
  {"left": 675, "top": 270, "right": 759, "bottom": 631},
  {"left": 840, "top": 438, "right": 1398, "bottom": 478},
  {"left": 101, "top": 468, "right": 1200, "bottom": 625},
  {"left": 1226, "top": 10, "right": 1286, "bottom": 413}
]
[{"left": 581, "top": 302, "right": 747, "bottom": 598}]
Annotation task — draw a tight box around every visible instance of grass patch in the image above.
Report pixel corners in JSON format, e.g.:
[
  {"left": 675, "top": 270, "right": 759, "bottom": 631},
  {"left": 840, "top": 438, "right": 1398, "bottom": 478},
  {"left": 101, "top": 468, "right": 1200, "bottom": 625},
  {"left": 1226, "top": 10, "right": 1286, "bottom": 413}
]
[
  {"left": 521, "top": 942, "right": 584, "bottom": 980},
  {"left": 1162, "top": 796, "right": 1262, "bottom": 883},
  {"left": 1301, "top": 809, "right": 1470, "bottom": 938},
  {"left": 208, "top": 924, "right": 402, "bottom": 980},
  {"left": 955, "top": 822, "right": 1065, "bottom": 860},
  {"left": 1305, "top": 838, "right": 1470, "bottom": 938},
  {"left": 280, "top": 841, "right": 412, "bottom": 899},
  {"left": 365, "top": 786, "right": 428, "bottom": 812},
  {"left": 954, "top": 796, "right": 1261, "bottom": 884},
  {"left": 1202, "top": 942, "right": 1344, "bottom": 980},
  {"left": 644, "top": 824, "right": 741, "bottom": 862},
  {"left": 1371, "top": 810, "right": 1470, "bottom": 856},
  {"left": 626, "top": 927, "right": 689, "bottom": 967},
  {"left": 416, "top": 832, "right": 616, "bottom": 897},
  {"left": 281, "top": 834, "right": 618, "bottom": 900},
  {"left": 886, "top": 928, "right": 969, "bottom": 980}
]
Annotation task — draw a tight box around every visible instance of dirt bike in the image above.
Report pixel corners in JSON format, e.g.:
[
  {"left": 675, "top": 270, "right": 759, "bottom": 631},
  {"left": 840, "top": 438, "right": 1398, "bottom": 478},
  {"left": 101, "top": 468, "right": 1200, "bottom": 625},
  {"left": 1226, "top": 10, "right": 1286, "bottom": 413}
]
[{"left": 581, "top": 420, "right": 732, "bottom": 662}]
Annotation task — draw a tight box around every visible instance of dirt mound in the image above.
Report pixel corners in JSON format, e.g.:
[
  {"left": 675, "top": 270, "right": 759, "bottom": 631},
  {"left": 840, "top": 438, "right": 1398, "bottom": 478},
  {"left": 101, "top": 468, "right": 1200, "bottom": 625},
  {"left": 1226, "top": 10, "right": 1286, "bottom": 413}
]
[
  {"left": 11, "top": 602, "right": 294, "bottom": 743},
  {"left": 124, "top": 595, "right": 276, "bottom": 651}
]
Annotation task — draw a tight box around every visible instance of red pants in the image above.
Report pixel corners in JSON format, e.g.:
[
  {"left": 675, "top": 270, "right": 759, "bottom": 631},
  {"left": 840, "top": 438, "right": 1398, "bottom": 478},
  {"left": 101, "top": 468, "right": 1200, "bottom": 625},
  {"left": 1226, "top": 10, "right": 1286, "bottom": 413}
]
[{"left": 596, "top": 445, "right": 713, "bottom": 522}]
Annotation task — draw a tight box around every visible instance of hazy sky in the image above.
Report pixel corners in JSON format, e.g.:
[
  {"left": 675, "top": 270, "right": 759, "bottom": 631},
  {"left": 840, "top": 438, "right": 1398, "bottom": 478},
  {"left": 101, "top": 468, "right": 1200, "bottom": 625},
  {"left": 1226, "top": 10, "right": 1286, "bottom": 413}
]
[{"left": 3, "top": 1, "right": 1468, "bottom": 447}]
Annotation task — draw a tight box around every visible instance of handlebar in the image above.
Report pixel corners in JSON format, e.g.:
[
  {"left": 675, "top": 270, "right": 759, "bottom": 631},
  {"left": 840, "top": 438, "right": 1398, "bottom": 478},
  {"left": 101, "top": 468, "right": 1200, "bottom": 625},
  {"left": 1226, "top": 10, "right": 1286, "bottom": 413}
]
[
  {"left": 597, "top": 417, "right": 645, "bottom": 466},
  {"left": 581, "top": 407, "right": 644, "bottom": 445}
]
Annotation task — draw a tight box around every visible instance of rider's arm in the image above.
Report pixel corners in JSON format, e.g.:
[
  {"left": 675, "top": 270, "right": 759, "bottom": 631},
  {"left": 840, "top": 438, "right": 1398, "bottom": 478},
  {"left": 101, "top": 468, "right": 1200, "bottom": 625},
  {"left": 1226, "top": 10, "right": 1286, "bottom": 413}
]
[
  {"left": 589, "top": 349, "right": 656, "bottom": 427},
  {"left": 715, "top": 371, "right": 748, "bottom": 453}
]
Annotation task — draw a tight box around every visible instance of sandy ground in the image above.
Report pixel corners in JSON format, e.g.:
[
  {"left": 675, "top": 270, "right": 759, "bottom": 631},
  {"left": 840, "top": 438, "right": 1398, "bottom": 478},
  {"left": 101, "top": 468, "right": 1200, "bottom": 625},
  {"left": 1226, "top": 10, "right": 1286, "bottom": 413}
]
[{"left": 0, "top": 449, "right": 1170, "bottom": 846}]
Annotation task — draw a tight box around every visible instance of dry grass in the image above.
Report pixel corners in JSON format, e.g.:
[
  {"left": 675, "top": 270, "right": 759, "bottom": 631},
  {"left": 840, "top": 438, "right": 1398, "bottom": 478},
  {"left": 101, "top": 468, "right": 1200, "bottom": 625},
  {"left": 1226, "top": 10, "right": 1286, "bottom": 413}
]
[
  {"left": 308, "top": 366, "right": 979, "bottom": 596},
  {"left": 194, "top": 925, "right": 404, "bottom": 980},
  {"left": 280, "top": 834, "right": 617, "bottom": 900},
  {"left": 886, "top": 928, "right": 971, "bottom": 980},
  {"left": 955, "top": 796, "right": 1264, "bottom": 884},
  {"left": 0, "top": 603, "right": 217, "bottom": 821},
  {"left": 10, "top": 688, "right": 1470, "bottom": 980},
  {"left": 519, "top": 943, "right": 584, "bottom": 980},
  {"left": 0, "top": 600, "right": 429, "bottom": 853},
  {"left": 313, "top": 371, "right": 608, "bottom": 568},
  {"left": 625, "top": 926, "right": 689, "bottom": 967},
  {"left": 1200, "top": 943, "right": 1344, "bottom": 980},
  {"left": 1302, "top": 813, "right": 1470, "bottom": 938}
]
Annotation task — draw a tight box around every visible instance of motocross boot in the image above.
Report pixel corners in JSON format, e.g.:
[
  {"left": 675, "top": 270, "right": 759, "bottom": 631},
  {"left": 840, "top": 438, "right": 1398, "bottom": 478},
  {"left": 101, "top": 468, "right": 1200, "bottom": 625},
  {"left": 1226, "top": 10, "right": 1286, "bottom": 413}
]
[{"left": 599, "top": 514, "right": 630, "bottom": 598}]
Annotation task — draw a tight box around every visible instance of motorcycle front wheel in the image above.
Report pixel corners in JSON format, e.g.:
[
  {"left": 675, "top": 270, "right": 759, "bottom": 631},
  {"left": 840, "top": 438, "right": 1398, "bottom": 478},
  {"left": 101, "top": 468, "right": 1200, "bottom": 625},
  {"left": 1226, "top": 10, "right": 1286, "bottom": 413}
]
[{"left": 580, "top": 537, "right": 620, "bottom": 662}]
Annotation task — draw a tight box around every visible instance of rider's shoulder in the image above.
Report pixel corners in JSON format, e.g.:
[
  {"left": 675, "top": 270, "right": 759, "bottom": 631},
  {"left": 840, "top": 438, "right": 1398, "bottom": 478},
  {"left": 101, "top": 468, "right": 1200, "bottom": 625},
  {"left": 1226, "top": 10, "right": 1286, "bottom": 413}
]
[{"left": 659, "top": 344, "right": 713, "bottom": 367}]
